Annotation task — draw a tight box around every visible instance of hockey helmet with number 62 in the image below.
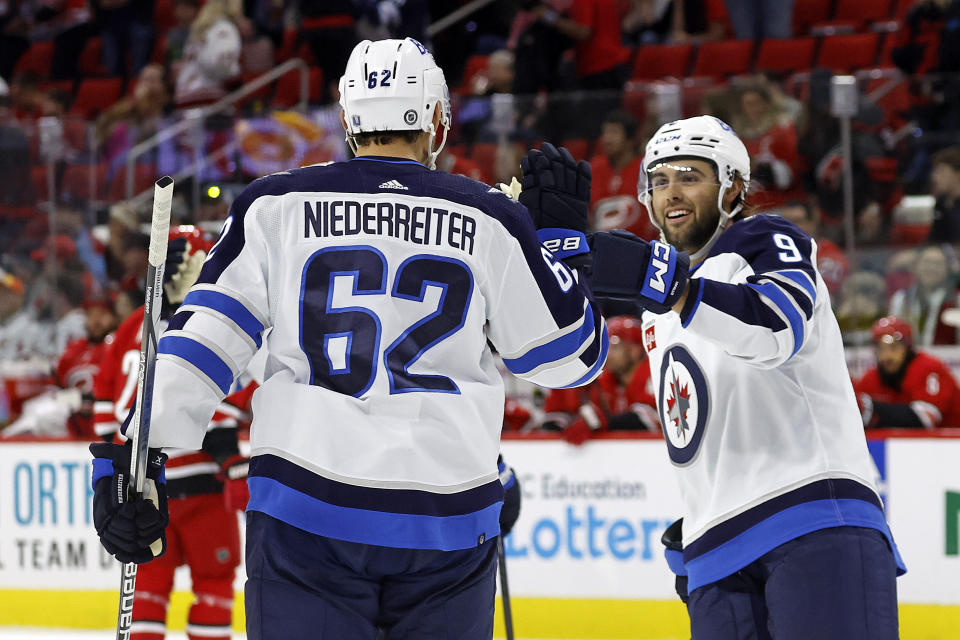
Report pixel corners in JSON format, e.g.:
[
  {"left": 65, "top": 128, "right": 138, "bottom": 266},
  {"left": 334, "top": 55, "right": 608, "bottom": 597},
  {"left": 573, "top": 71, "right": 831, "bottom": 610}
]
[{"left": 339, "top": 38, "right": 451, "bottom": 168}]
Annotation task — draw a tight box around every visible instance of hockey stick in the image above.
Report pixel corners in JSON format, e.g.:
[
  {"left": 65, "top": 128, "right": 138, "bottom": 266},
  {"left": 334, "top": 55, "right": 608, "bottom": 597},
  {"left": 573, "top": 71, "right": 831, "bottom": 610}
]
[
  {"left": 498, "top": 537, "right": 515, "bottom": 640},
  {"left": 115, "top": 176, "right": 173, "bottom": 640}
]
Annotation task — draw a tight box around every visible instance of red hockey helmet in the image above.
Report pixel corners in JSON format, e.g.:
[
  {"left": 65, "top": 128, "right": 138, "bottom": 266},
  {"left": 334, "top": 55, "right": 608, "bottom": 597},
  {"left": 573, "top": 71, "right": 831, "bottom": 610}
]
[
  {"left": 871, "top": 316, "right": 913, "bottom": 346},
  {"left": 606, "top": 315, "right": 644, "bottom": 346}
]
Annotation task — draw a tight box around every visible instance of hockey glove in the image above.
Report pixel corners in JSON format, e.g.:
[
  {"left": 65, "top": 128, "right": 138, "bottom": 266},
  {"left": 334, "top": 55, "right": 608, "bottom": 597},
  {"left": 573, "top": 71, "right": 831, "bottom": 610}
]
[
  {"left": 661, "top": 518, "right": 689, "bottom": 604},
  {"left": 588, "top": 230, "right": 690, "bottom": 315},
  {"left": 519, "top": 142, "right": 591, "bottom": 232},
  {"left": 498, "top": 456, "right": 522, "bottom": 536},
  {"left": 90, "top": 441, "right": 169, "bottom": 564},
  {"left": 219, "top": 455, "right": 251, "bottom": 512}
]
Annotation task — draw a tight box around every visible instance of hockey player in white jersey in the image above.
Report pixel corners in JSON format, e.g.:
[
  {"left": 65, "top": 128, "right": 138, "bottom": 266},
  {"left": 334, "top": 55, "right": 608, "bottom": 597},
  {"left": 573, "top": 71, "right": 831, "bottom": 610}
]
[
  {"left": 90, "top": 38, "right": 605, "bottom": 639},
  {"left": 588, "top": 116, "right": 904, "bottom": 640}
]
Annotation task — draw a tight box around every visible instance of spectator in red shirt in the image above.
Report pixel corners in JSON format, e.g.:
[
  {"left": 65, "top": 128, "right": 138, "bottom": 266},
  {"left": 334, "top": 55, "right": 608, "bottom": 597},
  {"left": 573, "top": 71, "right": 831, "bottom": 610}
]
[
  {"left": 543, "top": 315, "right": 660, "bottom": 444},
  {"left": 855, "top": 315, "right": 960, "bottom": 429},
  {"left": 589, "top": 110, "right": 658, "bottom": 240},
  {"left": 730, "top": 84, "right": 802, "bottom": 211}
]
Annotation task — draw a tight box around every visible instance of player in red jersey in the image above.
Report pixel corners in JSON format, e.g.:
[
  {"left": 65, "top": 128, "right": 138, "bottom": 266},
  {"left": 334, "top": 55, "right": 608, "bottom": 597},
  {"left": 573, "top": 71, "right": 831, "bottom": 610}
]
[
  {"left": 543, "top": 315, "right": 659, "bottom": 444},
  {"left": 855, "top": 315, "right": 960, "bottom": 429},
  {"left": 589, "top": 111, "right": 658, "bottom": 240},
  {"left": 93, "top": 226, "right": 253, "bottom": 640},
  {"left": 54, "top": 296, "right": 119, "bottom": 438}
]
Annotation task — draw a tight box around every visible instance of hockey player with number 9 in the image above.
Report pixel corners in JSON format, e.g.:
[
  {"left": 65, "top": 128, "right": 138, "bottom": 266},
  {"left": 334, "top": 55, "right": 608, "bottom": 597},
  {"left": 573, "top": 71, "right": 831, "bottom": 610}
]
[
  {"left": 587, "top": 116, "right": 905, "bottom": 639},
  {"left": 91, "top": 38, "right": 606, "bottom": 639}
]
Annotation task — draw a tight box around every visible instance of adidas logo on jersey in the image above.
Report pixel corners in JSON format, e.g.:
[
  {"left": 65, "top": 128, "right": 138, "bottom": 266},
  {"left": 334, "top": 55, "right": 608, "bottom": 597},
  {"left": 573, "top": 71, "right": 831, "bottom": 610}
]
[{"left": 379, "top": 179, "right": 408, "bottom": 190}]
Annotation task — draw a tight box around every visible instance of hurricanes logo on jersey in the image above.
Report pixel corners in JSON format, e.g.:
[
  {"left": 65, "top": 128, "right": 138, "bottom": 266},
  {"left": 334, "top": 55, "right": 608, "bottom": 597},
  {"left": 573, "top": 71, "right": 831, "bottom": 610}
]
[{"left": 658, "top": 345, "right": 710, "bottom": 465}]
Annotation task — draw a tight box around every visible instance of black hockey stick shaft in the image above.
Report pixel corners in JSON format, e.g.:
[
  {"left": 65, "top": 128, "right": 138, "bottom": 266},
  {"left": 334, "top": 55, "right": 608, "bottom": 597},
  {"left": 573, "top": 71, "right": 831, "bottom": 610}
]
[
  {"left": 498, "top": 537, "right": 515, "bottom": 640},
  {"left": 115, "top": 176, "right": 173, "bottom": 640}
]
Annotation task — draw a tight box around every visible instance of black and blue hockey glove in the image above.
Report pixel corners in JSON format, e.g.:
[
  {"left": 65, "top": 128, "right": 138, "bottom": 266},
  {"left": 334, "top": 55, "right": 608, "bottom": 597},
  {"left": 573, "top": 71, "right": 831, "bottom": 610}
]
[
  {"left": 519, "top": 142, "right": 591, "bottom": 232},
  {"left": 498, "top": 456, "right": 522, "bottom": 536},
  {"left": 588, "top": 230, "right": 690, "bottom": 315},
  {"left": 90, "top": 441, "right": 169, "bottom": 564}
]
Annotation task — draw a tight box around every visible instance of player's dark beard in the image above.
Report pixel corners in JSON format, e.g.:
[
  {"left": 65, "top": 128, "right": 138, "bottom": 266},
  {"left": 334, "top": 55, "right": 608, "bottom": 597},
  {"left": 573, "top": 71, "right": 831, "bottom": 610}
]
[
  {"left": 661, "top": 206, "right": 720, "bottom": 254},
  {"left": 877, "top": 349, "right": 916, "bottom": 391}
]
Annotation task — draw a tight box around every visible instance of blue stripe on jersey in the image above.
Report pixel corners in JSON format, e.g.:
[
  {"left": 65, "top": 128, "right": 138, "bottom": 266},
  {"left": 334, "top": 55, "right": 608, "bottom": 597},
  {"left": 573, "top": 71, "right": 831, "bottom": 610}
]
[
  {"left": 664, "top": 547, "right": 687, "bottom": 577},
  {"left": 559, "top": 324, "right": 610, "bottom": 388},
  {"left": 246, "top": 483, "right": 502, "bottom": 551},
  {"left": 250, "top": 454, "right": 503, "bottom": 516},
  {"left": 157, "top": 335, "right": 234, "bottom": 394},
  {"left": 700, "top": 281, "right": 787, "bottom": 332},
  {"left": 745, "top": 281, "right": 805, "bottom": 356},
  {"left": 777, "top": 270, "right": 816, "bottom": 302},
  {"left": 501, "top": 303, "right": 596, "bottom": 375},
  {"left": 680, "top": 278, "right": 704, "bottom": 328},
  {"left": 182, "top": 289, "right": 264, "bottom": 348},
  {"left": 684, "top": 499, "right": 904, "bottom": 592}
]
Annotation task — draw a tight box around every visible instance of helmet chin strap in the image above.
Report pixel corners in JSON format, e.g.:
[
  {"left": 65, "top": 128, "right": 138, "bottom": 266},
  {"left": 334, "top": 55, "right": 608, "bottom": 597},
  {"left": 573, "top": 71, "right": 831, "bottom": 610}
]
[
  {"left": 687, "top": 185, "right": 741, "bottom": 263},
  {"left": 426, "top": 121, "right": 448, "bottom": 170}
]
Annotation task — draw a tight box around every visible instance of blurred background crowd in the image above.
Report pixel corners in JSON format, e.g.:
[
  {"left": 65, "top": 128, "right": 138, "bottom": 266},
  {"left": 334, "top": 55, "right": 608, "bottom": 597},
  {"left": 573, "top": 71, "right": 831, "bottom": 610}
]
[{"left": 3, "top": 0, "right": 960, "bottom": 439}]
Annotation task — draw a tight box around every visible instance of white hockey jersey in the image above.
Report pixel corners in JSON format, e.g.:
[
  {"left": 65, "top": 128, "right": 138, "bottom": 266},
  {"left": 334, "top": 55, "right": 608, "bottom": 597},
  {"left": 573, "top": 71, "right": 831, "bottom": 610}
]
[
  {"left": 148, "top": 156, "right": 607, "bottom": 551},
  {"left": 644, "top": 214, "right": 904, "bottom": 591}
]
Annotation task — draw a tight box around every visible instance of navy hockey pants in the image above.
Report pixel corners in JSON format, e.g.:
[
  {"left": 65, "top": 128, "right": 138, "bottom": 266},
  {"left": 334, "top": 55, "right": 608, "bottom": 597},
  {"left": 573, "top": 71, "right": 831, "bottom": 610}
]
[
  {"left": 687, "top": 526, "right": 899, "bottom": 640},
  {"left": 244, "top": 511, "right": 498, "bottom": 640}
]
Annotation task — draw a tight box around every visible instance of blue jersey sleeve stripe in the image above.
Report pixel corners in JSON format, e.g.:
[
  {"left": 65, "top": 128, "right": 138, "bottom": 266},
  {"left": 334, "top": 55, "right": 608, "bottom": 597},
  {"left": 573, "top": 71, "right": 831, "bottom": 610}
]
[
  {"left": 247, "top": 476, "right": 501, "bottom": 551},
  {"left": 157, "top": 335, "right": 234, "bottom": 394},
  {"left": 559, "top": 324, "right": 609, "bottom": 388},
  {"left": 664, "top": 547, "right": 687, "bottom": 577},
  {"left": 680, "top": 278, "right": 704, "bottom": 328},
  {"left": 182, "top": 289, "right": 265, "bottom": 348},
  {"left": 752, "top": 275, "right": 813, "bottom": 320},
  {"left": 746, "top": 282, "right": 805, "bottom": 356},
  {"left": 777, "top": 270, "right": 816, "bottom": 302},
  {"left": 502, "top": 303, "right": 596, "bottom": 375},
  {"left": 700, "top": 281, "right": 787, "bottom": 332}
]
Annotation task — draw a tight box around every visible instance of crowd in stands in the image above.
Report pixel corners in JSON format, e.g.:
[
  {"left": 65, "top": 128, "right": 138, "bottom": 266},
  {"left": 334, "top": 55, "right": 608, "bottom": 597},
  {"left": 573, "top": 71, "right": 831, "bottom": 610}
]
[{"left": 4, "top": 0, "right": 960, "bottom": 438}]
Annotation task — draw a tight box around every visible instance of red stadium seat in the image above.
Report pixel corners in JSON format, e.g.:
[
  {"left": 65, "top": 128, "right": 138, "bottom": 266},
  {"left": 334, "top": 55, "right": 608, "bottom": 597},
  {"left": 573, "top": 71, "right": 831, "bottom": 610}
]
[
  {"left": 108, "top": 163, "right": 158, "bottom": 202},
  {"left": 273, "top": 67, "right": 323, "bottom": 108},
  {"left": 62, "top": 162, "right": 109, "bottom": 202},
  {"left": 834, "top": 0, "right": 893, "bottom": 25},
  {"left": 691, "top": 40, "right": 754, "bottom": 79},
  {"left": 621, "top": 81, "right": 648, "bottom": 125},
  {"left": 31, "top": 165, "right": 50, "bottom": 201},
  {"left": 754, "top": 37, "right": 816, "bottom": 74},
  {"left": 880, "top": 31, "right": 940, "bottom": 73},
  {"left": 78, "top": 37, "right": 110, "bottom": 77},
  {"left": 792, "top": 0, "right": 833, "bottom": 35},
  {"left": 14, "top": 41, "right": 55, "bottom": 77},
  {"left": 631, "top": 44, "right": 693, "bottom": 80},
  {"left": 816, "top": 33, "right": 880, "bottom": 73},
  {"left": 70, "top": 77, "right": 124, "bottom": 119}
]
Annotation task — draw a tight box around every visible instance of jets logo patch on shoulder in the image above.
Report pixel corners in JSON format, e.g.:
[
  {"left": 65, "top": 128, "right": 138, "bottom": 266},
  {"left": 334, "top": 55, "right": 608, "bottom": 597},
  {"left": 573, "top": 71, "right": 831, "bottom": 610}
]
[{"left": 658, "top": 345, "right": 710, "bottom": 465}]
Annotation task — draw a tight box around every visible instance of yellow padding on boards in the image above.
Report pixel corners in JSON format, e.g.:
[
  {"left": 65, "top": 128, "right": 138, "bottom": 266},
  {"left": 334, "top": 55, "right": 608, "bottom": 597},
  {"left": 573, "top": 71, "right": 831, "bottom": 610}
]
[{"left": 0, "top": 591, "right": 958, "bottom": 639}]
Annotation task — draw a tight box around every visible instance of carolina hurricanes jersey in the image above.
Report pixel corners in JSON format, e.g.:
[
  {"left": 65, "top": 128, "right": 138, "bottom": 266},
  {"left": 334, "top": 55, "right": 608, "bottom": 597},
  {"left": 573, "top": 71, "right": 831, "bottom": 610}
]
[
  {"left": 544, "top": 361, "right": 658, "bottom": 430},
  {"left": 855, "top": 351, "right": 960, "bottom": 428},
  {"left": 94, "top": 307, "right": 253, "bottom": 498},
  {"left": 643, "top": 214, "right": 904, "bottom": 591},
  {"left": 589, "top": 155, "right": 658, "bottom": 241},
  {"left": 147, "top": 157, "right": 607, "bottom": 551},
  {"left": 56, "top": 336, "right": 110, "bottom": 439}
]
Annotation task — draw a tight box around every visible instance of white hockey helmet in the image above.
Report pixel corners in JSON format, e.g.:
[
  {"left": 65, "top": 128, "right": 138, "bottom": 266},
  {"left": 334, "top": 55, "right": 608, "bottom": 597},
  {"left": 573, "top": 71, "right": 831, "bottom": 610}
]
[
  {"left": 339, "top": 38, "right": 451, "bottom": 169},
  {"left": 638, "top": 116, "right": 751, "bottom": 260}
]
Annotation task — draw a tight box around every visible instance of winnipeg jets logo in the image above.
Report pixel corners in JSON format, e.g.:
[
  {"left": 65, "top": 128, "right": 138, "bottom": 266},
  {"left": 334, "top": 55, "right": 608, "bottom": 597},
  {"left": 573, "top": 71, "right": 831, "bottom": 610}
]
[
  {"left": 658, "top": 346, "right": 709, "bottom": 465},
  {"left": 666, "top": 364, "right": 691, "bottom": 443}
]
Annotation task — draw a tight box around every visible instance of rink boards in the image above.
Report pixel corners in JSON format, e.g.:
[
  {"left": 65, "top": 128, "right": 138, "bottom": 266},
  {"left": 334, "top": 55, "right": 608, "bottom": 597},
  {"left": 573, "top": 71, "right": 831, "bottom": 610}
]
[{"left": 1, "top": 435, "right": 959, "bottom": 639}]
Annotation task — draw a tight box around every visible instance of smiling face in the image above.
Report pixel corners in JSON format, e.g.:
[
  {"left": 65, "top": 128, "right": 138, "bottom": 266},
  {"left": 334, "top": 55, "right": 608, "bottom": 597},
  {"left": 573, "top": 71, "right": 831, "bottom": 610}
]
[{"left": 647, "top": 158, "right": 733, "bottom": 254}]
